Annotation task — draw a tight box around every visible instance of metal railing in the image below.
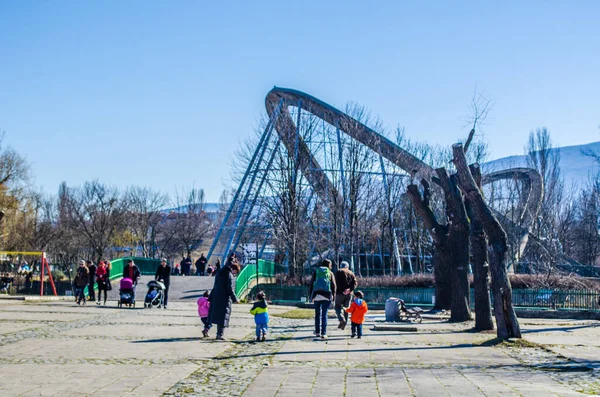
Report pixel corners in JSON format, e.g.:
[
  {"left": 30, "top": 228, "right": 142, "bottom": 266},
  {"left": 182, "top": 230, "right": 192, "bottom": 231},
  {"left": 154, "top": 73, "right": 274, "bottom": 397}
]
[
  {"left": 235, "top": 259, "right": 280, "bottom": 298},
  {"left": 249, "top": 285, "right": 600, "bottom": 311}
]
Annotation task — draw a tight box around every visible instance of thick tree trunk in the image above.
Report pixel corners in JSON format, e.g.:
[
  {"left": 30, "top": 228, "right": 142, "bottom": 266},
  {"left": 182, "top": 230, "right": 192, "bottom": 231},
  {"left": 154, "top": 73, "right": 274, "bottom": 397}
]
[
  {"left": 407, "top": 181, "right": 453, "bottom": 311},
  {"left": 436, "top": 169, "right": 471, "bottom": 322},
  {"left": 466, "top": 165, "right": 494, "bottom": 331},
  {"left": 453, "top": 144, "right": 521, "bottom": 339},
  {"left": 433, "top": 243, "right": 452, "bottom": 310}
]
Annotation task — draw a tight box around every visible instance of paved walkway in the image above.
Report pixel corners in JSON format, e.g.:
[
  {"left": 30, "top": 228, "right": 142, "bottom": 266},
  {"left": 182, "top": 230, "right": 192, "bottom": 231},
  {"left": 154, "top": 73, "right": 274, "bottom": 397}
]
[
  {"left": 106, "top": 275, "right": 215, "bottom": 303},
  {"left": 0, "top": 298, "right": 598, "bottom": 396}
]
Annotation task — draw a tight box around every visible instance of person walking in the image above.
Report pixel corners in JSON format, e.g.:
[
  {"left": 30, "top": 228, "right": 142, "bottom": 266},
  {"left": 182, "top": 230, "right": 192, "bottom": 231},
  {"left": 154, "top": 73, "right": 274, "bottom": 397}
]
[
  {"left": 122, "top": 259, "right": 141, "bottom": 295},
  {"left": 96, "top": 261, "right": 109, "bottom": 305},
  {"left": 334, "top": 261, "right": 358, "bottom": 330},
  {"left": 87, "top": 260, "right": 96, "bottom": 302},
  {"left": 155, "top": 258, "right": 171, "bottom": 309},
  {"left": 309, "top": 259, "right": 337, "bottom": 339},
  {"left": 212, "top": 259, "right": 221, "bottom": 276},
  {"left": 197, "top": 290, "right": 211, "bottom": 337},
  {"left": 345, "top": 290, "right": 368, "bottom": 338},
  {"left": 74, "top": 260, "right": 89, "bottom": 305},
  {"left": 196, "top": 253, "right": 208, "bottom": 276},
  {"left": 250, "top": 291, "right": 269, "bottom": 342},
  {"left": 208, "top": 260, "right": 240, "bottom": 340}
]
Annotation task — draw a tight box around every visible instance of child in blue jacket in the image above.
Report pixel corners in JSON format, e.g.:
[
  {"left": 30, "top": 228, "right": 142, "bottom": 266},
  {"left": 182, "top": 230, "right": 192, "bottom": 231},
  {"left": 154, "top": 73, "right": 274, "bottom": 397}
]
[{"left": 250, "top": 291, "right": 269, "bottom": 342}]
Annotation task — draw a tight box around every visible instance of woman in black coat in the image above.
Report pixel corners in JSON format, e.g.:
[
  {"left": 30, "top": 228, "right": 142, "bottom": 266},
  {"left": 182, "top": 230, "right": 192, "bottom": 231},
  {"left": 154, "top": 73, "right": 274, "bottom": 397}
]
[{"left": 208, "top": 262, "right": 240, "bottom": 340}]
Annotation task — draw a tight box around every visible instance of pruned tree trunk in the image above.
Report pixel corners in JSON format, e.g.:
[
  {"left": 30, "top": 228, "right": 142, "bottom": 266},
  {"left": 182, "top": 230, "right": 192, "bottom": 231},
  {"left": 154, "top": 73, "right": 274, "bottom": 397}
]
[
  {"left": 407, "top": 180, "right": 452, "bottom": 311},
  {"left": 432, "top": 242, "right": 452, "bottom": 310},
  {"left": 453, "top": 144, "right": 521, "bottom": 339},
  {"left": 466, "top": 166, "right": 494, "bottom": 331},
  {"left": 436, "top": 168, "right": 472, "bottom": 322}
]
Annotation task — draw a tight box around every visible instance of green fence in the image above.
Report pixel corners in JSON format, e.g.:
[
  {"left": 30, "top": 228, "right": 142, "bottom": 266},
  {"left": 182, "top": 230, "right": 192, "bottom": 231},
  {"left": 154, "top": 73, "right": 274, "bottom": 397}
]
[
  {"left": 248, "top": 284, "right": 600, "bottom": 311},
  {"left": 235, "top": 259, "right": 278, "bottom": 298}
]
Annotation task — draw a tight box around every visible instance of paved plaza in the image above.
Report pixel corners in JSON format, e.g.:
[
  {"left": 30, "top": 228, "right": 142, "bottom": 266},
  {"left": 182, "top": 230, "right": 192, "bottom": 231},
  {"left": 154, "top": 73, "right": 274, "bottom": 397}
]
[{"left": 0, "top": 280, "right": 598, "bottom": 396}]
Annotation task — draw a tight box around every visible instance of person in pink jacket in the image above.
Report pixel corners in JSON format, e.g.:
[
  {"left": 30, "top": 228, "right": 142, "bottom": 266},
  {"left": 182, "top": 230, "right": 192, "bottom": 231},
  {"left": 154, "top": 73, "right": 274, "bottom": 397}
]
[{"left": 197, "top": 290, "right": 211, "bottom": 337}]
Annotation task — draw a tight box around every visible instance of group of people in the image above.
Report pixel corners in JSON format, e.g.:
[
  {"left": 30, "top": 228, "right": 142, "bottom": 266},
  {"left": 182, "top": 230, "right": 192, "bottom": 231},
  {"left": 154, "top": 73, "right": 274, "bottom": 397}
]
[
  {"left": 72, "top": 254, "right": 365, "bottom": 342},
  {"left": 195, "top": 255, "right": 365, "bottom": 343},
  {"left": 172, "top": 254, "right": 221, "bottom": 277},
  {"left": 73, "top": 259, "right": 113, "bottom": 305},
  {"left": 309, "top": 259, "right": 367, "bottom": 339}
]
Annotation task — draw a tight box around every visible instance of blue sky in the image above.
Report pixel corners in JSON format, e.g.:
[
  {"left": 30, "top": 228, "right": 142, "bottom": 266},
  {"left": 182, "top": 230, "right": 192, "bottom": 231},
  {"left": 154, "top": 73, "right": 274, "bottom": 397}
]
[{"left": 1, "top": 1, "right": 599, "bottom": 202}]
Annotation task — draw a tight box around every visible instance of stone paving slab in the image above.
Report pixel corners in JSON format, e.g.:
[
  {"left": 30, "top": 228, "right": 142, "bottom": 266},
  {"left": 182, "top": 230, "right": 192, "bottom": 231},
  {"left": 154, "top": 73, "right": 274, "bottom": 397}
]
[
  {"left": 1, "top": 300, "right": 599, "bottom": 396},
  {"left": 0, "top": 322, "right": 43, "bottom": 334}
]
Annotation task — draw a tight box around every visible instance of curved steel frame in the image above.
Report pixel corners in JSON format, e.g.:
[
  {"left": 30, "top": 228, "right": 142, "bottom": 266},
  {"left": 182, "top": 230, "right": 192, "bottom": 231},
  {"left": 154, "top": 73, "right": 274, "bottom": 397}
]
[{"left": 265, "top": 87, "right": 543, "bottom": 261}]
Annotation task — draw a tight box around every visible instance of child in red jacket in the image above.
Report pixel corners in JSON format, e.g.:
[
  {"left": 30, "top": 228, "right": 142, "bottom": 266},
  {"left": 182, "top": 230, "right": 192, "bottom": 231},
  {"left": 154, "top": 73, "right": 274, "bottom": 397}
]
[{"left": 345, "top": 290, "right": 368, "bottom": 338}]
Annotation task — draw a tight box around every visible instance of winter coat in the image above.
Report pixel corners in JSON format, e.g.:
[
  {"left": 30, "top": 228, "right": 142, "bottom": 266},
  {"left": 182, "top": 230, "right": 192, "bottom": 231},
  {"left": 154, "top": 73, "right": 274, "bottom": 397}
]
[
  {"left": 208, "top": 265, "right": 238, "bottom": 327},
  {"left": 197, "top": 296, "right": 210, "bottom": 318},
  {"left": 155, "top": 265, "right": 171, "bottom": 285},
  {"left": 250, "top": 300, "right": 269, "bottom": 325},
  {"left": 196, "top": 257, "right": 207, "bottom": 272},
  {"left": 335, "top": 268, "right": 357, "bottom": 293},
  {"left": 308, "top": 267, "right": 337, "bottom": 301},
  {"left": 345, "top": 298, "right": 368, "bottom": 324},
  {"left": 96, "top": 266, "right": 108, "bottom": 290},
  {"left": 74, "top": 266, "right": 89, "bottom": 288},
  {"left": 123, "top": 265, "right": 141, "bottom": 284},
  {"left": 88, "top": 264, "right": 97, "bottom": 283}
]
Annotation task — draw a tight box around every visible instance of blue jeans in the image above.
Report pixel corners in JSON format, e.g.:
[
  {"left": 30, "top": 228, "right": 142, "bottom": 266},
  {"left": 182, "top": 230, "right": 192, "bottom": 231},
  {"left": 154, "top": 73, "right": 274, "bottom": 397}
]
[
  {"left": 314, "top": 300, "right": 331, "bottom": 335},
  {"left": 256, "top": 324, "right": 268, "bottom": 338},
  {"left": 351, "top": 322, "right": 363, "bottom": 337}
]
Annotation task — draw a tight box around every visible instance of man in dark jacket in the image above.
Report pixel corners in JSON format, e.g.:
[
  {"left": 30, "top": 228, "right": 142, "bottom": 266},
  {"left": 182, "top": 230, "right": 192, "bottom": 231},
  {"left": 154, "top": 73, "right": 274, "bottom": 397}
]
[
  {"left": 155, "top": 258, "right": 171, "bottom": 309},
  {"left": 334, "top": 261, "right": 358, "bottom": 330},
  {"left": 308, "top": 259, "right": 337, "bottom": 339},
  {"left": 208, "top": 261, "right": 240, "bottom": 340},
  {"left": 87, "top": 260, "right": 96, "bottom": 302},
  {"left": 195, "top": 253, "right": 208, "bottom": 276},
  {"left": 183, "top": 255, "right": 192, "bottom": 276}
]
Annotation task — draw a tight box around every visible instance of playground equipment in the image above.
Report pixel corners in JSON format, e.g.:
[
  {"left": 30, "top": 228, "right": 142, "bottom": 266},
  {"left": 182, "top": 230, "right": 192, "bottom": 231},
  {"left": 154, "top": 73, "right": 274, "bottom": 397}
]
[{"left": 0, "top": 251, "right": 57, "bottom": 296}]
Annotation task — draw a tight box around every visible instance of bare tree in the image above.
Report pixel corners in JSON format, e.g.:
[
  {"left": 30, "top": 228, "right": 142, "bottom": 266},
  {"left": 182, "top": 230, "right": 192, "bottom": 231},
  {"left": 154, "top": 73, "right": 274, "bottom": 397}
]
[
  {"left": 63, "top": 181, "right": 124, "bottom": 263},
  {"left": 171, "top": 187, "right": 212, "bottom": 257},
  {"left": 454, "top": 144, "right": 521, "bottom": 339},
  {"left": 124, "top": 186, "right": 169, "bottom": 258}
]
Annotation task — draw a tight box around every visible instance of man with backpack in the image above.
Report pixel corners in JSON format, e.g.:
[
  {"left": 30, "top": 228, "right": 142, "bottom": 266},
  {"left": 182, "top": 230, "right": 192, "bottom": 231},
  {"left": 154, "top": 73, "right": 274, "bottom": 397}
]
[
  {"left": 334, "top": 261, "right": 358, "bottom": 330},
  {"left": 309, "top": 259, "right": 337, "bottom": 340}
]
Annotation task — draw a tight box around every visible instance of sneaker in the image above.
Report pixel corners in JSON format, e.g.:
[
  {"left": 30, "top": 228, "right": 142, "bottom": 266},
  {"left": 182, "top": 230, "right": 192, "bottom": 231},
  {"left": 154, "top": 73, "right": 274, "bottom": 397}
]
[
  {"left": 351, "top": 334, "right": 356, "bottom": 338},
  {"left": 256, "top": 337, "right": 261, "bottom": 342},
  {"left": 163, "top": 306, "right": 167, "bottom": 310},
  {"left": 216, "top": 335, "right": 226, "bottom": 341},
  {"left": 202, "top": 330, "right": 208, "bottom": 338},
  {"left": 340, "top": 320, "right": 347, "bottom": 330},
  {"left": 314, "top": 331, "right": 320, "bottom": 338},
  {"left": 321, "top": 335, "right": 328, "bottom": 340},
  {"left": 96, "top": 301, "right": 100, "bottom": 305},
  {"left": 261, "top": 334, "right": 266, "bottom": 342},
  {"left": 357, "top": 336, "right": 362, "bottom": 339}
]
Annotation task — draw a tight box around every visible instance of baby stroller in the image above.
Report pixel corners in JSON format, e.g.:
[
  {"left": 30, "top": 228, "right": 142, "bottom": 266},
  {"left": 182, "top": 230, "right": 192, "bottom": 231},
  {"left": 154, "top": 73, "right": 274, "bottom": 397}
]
[
  {"left": 144, "top": 280, "right": 165, "bottom": 308},
  {"left": 118, "top": 277, "right": 136, "bottom": 308}
]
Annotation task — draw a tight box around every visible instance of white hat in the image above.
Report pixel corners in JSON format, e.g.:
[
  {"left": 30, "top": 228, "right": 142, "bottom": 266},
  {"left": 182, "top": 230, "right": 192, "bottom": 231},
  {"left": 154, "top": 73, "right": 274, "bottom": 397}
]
[{"left": 340, "top": 261, "right": 349, "bottom": 268}]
